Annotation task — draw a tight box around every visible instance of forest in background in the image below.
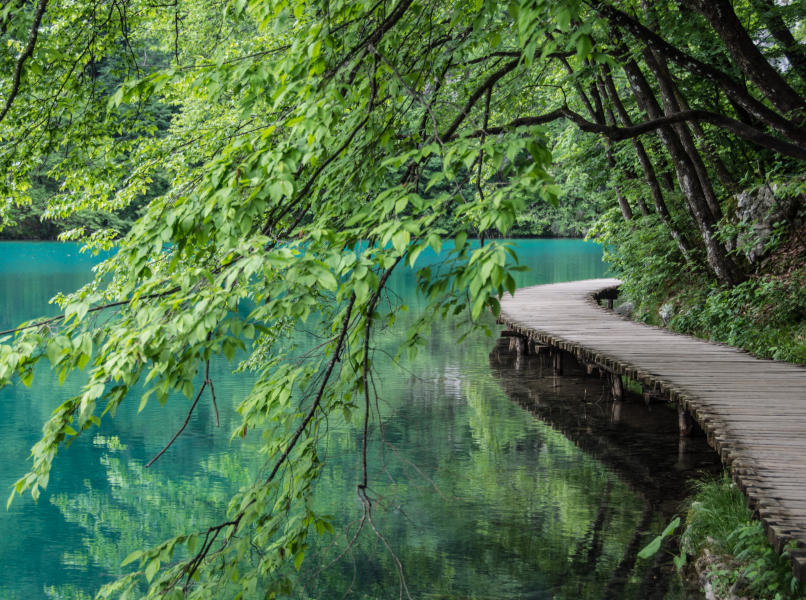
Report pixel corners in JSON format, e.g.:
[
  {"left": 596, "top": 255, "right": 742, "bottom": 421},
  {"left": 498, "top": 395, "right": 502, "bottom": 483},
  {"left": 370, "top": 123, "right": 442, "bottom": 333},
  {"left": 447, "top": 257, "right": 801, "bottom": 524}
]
[{"left": 1, "top": 0, "right": 806, "bottom": 597}]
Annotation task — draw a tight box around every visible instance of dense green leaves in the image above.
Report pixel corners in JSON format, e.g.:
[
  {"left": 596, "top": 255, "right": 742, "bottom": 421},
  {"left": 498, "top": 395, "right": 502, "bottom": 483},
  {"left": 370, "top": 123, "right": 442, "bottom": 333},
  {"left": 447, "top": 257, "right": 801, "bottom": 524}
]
[{"left": 0, "top": 0, "right": 565, "bottom": 595}]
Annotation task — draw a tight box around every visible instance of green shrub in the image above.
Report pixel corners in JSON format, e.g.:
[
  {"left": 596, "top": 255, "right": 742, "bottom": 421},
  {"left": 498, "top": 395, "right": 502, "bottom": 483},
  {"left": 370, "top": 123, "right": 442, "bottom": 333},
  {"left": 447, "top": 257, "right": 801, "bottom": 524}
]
[
  {"left": 588, "top": 209, "right": 694, "bottom": 321},
  {"left": 668, "top": 271, "right": 806, "bottom": 363},
  {"left": 680, "top": 475, "right": 804, "bottom": 600}
]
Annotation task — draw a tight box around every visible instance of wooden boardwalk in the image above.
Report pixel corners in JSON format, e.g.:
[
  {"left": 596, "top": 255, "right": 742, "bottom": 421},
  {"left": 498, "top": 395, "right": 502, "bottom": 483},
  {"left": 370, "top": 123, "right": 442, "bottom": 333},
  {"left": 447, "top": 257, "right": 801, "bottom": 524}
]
[{"left": 498, "top": 278, "right": 806, "bottom": 580}]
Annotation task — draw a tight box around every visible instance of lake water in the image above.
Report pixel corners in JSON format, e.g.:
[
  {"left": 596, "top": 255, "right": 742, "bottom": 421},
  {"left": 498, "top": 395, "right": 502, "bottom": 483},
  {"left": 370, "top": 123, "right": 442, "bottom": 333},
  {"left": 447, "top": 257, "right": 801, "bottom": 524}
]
[{"left": 0, "top": 240, "right": 718, "bottom": 599}]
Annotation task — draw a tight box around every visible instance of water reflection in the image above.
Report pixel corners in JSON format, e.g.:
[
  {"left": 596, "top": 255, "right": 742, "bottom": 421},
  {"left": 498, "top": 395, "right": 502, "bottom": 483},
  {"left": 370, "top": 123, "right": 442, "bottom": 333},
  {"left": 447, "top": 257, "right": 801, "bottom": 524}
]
[{"left": 489, "top": 337, "right": 721, "bottom": 598}]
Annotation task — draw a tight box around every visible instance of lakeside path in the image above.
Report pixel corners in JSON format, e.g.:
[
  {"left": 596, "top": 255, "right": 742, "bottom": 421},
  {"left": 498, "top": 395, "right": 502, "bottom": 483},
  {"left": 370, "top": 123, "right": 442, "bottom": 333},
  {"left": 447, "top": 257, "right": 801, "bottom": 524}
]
[{"left": 498, "top": 278, "right": 806, "bottom": 580}]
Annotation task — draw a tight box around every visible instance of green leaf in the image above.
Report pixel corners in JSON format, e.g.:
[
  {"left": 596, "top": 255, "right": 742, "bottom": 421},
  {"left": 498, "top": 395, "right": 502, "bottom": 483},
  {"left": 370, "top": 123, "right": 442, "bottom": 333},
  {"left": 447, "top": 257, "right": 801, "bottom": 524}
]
[
  {"left": 662, "top": 516, "right": 681, "bottom": 537},
  {"left": 318, "top": 269, "right": 338, "bottom": 292},
  {"left": 454, "top": 232, "right": 467, "bottom": 252},
  {"left": 392, "top": 229, "right": 410, "bottom": 253},
  {"left": 77, "top": 353, "right": 90, "bottom": 370},
  {"left": 556, "top": 6, "right": 571, "bottom": 30},
  {"left": 576, "top": 34, "right": 593, "bottom": 59},
  {"left": 637, "top": 536, "right": 662, "bottom": 560},
  {"left": 638, "top": 517, "right": 680, "bottom": 560},
  {"left": 120, "top": 551, "right": 143, "bottom": 567},
  {"left": 46, "top": 342, "right": 61, "bottom": 365},
  {"left": 145, "top": 557, "right": 160, "bottom": 582}
]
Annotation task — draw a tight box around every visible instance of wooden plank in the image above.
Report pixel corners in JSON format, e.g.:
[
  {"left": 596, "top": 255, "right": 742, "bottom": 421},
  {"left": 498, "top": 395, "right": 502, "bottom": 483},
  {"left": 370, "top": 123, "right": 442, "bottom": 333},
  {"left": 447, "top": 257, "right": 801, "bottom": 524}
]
[{"left": 499, "top": 278, "right": 806, "bottom": 582}]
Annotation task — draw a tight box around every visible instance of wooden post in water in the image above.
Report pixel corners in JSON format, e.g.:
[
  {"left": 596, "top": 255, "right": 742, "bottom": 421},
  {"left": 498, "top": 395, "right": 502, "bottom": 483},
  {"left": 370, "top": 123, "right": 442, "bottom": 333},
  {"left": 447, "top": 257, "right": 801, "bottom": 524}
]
[
  {"left": 516, "top": 336, "right": 527, "bottom": 357},
  {"left": 609, "top": 373, "right": 623, "bottom": 401},
  {"left": 553, "top": 351, "right": 563, "bottom": 375},
  {"left": 611, "top": 397, "right": 623, "bottom": 424},
  {"left": 678, "top": 405, "right": 696, "bottom": 437}
]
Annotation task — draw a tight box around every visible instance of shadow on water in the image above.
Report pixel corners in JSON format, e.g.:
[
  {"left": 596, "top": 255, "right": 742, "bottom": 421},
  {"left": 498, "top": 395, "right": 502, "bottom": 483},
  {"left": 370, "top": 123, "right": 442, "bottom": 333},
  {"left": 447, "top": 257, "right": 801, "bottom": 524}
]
[{"left": 489, "top": 337, "right": 722, "bottom": 599}]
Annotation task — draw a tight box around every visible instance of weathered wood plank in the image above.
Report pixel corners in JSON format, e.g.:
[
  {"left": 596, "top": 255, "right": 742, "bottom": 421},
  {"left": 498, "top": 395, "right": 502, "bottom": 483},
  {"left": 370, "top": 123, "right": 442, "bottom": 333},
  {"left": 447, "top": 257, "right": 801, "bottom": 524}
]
[{"left": 499, "top": 278, "right": 806, "bottom": 582}]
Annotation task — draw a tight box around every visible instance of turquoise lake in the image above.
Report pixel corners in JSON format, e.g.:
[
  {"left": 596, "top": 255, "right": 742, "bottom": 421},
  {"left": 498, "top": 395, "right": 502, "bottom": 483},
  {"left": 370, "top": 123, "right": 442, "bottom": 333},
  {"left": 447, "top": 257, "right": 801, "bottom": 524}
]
[{"left": 0, "top": 240, "right": 716, "bottom": 599}]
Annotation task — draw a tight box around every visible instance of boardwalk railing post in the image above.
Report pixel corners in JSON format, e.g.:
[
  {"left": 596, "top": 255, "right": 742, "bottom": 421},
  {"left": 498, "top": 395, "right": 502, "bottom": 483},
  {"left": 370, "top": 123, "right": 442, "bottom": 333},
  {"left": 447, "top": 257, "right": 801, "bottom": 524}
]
[
  {"left": 516, "top": 336, "right": 527, "bottom": 357},
  {"left": 611, "top": 397, "right": 622, "bottom": 424}
]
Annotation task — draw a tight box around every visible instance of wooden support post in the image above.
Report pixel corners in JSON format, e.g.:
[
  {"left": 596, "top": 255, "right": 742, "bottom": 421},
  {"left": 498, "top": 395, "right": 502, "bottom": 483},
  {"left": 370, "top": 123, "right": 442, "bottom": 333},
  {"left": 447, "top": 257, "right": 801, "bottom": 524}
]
[
  {"left": 609, "top": 373, "right": 623, "bottom": 401},
  {"left": 553, "top": 351, "right": 563, "bottom": 375},
  {"left": 677, "top": 436, "right": 692, "bottom": 470},
  {"left": 678, "top": 405, "right": 695, "bottom": 437},
  {"left": 515, "top": 336, "right": 527, "bottom": 357},
  {"left": 606, "top": 298, "right": 614, "bottom": 310},
  {"left": 611, "top": 397, "right": 623, "bottom": 424}
]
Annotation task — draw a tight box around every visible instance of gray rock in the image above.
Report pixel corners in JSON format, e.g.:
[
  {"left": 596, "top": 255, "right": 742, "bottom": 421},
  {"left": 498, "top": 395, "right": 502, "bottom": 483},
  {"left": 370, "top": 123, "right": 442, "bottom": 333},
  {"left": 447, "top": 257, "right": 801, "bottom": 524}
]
[
  {"left": 730, "top": 184, "right": 797, "bottom": 263},
  {"left": 615, "top": 301, "right": 634, "bottom": 318},
  {"left": 659, "top": 302, "right": 674, "bottom": 325}
]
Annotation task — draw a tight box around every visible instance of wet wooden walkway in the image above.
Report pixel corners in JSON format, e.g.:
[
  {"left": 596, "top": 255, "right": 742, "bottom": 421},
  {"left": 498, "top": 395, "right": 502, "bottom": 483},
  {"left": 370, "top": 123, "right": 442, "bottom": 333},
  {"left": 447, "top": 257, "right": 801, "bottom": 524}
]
[{"left": 498, "top": 278, "right": 806, "bottom": 580}]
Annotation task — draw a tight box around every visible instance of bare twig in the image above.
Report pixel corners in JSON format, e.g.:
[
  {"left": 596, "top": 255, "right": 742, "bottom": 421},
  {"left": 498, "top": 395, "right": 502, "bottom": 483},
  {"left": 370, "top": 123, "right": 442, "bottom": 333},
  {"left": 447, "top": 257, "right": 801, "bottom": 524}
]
[
  {"left": 145, "top": 380, "right": 207, "bottom": 467},
  {"left": 205, "top": 359, "right": 218, "bottom": 427}
]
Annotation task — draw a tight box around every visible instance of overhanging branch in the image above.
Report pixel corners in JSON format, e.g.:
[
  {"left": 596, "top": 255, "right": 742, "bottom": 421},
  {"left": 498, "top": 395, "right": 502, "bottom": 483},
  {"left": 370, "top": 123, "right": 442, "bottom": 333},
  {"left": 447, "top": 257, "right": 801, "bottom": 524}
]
[
  {"left": 589, "top": 0, "right": 806, "bottom": 145},
  {"left": 463, "top": 107, "right": 806, "bottom": 161}
]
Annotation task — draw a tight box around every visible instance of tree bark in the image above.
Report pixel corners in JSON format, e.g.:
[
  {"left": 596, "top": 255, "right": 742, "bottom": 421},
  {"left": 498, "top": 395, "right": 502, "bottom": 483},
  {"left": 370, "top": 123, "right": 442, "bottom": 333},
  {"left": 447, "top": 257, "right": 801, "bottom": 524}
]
[
  {"left": 642, "top": 46, "right": 722, "bottom": 221},
  {"left": 672, "top": 88, "right": 739, "bottom": 193},
  {"left": 601, "top": 65, "right": 696, "bottom": 261},
  {"left": 592, "top": 0, "right": 806, "bottom": 146},
  {"left": 560, "top": 55, "right": 633, "bottom": 221},
  {"left": 595, "top": 72, "right": 649, "bottom": 216},
  {"left": 621, "top": 55, "right": 743, "bottom": 285},
  {"left": 680, "top": 0, "right": 805, "bottom": 116},
  {"left": 748, "top": 0, "right": 806, "bottom": 86}
]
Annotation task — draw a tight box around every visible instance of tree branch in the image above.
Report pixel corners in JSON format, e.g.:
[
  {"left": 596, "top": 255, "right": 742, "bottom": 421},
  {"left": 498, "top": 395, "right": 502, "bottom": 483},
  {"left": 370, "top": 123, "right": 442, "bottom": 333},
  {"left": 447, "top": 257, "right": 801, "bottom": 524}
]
[
  {"left": 466, "top": 107, "right": 806, "bottom": 160},
  {"left": 441, "top": 58, "right": 519, "bottom": 140},
  {"left": 145, "top": 380, "right": 207, "bottom": 468},
  {"left": 0, "top": 288, "right": 180, "bottom": 338},
  {"left": 590, "top": 0, "right": 806, "bottom": 145},
  {"left": 265, "top": 295, "right": 356, "bottom": 484},
  {"left": 0, "top": 0, "right": 49, "bottom": 125}
]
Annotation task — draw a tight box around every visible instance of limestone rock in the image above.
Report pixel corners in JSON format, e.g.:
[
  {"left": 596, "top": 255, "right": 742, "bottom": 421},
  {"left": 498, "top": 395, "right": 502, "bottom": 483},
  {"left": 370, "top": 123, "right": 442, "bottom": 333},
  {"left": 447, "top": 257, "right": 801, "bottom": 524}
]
[
  {"left": 729, "top": 185, "right": 798, "bottom": 263},
  {"left": 615, "top": 301, "right": 634, "bottom": 318},
  {"left": 659, "top": 302, "right": 674, "bottom": 325}
]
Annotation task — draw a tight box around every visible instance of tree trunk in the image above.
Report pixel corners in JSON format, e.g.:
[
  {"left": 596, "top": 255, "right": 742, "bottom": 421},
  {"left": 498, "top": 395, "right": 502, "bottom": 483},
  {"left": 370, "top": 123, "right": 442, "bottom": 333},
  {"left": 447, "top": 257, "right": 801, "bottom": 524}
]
[
  {"left": 593, "top": 0, "right": 806, "bottom": 146},
  {"left": 748, "top": 0, "right": 806, "bottom": 86},
  {"left": 560, "top": 55, "right": 633, "bottom": 221},
  {"left": 621, "top": 55, "right": 744, "bottom": 285},
  {"left": 672, "top": 88, "right": 739, "bottom": 193},
  {"left": 680, "top": 0, "right": 805, "bottom": 116},
  {"left": 595, "top": 72, "right": 649, "bottom": 216},
  {"left": 601, "top": 65, "right": 696, "bottom": 262},
  {"left": 642, "top": 47, "right": 723, "bottom": 222}
]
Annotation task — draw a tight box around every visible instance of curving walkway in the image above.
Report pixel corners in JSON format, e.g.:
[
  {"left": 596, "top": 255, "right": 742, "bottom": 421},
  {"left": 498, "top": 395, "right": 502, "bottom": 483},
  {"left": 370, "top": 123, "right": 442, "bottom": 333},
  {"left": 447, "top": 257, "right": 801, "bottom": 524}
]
[{"left": 498, "top": 278, "right": 806, "bottom": 580}]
